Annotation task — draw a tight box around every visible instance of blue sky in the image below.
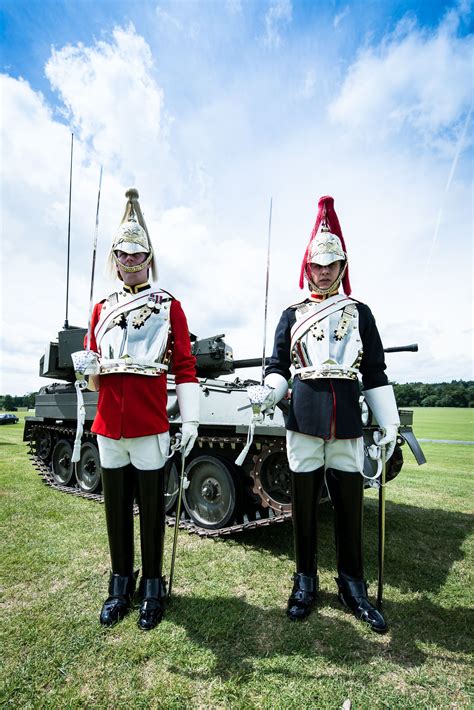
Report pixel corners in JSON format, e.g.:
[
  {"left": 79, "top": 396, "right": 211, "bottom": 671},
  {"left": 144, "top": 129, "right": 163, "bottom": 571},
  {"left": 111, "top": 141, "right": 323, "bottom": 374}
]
[{"left": 1, "top": 0, "right": 473, "bottom": 394}]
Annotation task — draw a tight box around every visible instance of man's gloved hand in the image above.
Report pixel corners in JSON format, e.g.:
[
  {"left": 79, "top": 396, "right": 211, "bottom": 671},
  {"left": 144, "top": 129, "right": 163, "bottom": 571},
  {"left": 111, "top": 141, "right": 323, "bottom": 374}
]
[
  {"left": 71, "top": 350, "right": 100, "bottom": 376},
  {"left": 375, "top": 424, "right": 398, "bottom": 461},
  {"left": 260, "top": 373, "right": 289, "bottom": 412},
  {"left": 246, "top": 384, "right": 275, "bottom": 414},
  {"left": 363, "top": 385, "right": 400, "bottom": 462},
  {"left": 175, "top": 382, "right": 200, "bottom": 456},
  {"left": 180, "top": 421, "right": 198, "bottom": 456}
]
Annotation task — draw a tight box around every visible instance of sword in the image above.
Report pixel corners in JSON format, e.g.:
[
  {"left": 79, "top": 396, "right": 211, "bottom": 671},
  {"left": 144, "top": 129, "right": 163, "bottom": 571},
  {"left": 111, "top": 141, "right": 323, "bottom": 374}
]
[
  {"left": 235, "top": 199, "right": 273, "bottom": 467},
  {"left": 168, "top": 435, "right": 187, "bottom": 598},
  {"left": 377, "top": 443, "right": 387, "bottom": 608},
  {"left": 261, "top": 197, "right": 273, "bottom": 384}
]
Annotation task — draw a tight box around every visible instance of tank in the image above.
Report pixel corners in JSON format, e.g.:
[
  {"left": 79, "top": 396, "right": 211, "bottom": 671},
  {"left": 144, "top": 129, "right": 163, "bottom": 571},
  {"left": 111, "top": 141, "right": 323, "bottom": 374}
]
[{"left": 23, "top": 328, "right": 426, "bottom": 537}]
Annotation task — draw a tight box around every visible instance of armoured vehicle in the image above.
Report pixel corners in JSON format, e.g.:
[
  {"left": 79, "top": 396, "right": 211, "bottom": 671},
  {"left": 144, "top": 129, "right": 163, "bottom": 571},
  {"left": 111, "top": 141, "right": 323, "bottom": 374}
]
[{"left": 24, "top": 328, "right": 426, "bottom": 536}]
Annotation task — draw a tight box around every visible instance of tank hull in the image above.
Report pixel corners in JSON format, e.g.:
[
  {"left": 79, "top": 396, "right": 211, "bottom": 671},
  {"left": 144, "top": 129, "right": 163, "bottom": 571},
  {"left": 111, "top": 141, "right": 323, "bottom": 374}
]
[{"left": 24, "top": 374, "right": 424, "bottom": 536}]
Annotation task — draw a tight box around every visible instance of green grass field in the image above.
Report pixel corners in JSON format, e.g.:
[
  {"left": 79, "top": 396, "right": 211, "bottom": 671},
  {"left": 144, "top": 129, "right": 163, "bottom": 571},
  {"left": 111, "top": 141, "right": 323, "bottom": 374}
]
[
  {"left": 1, "top": 411, "right": 472, "bottom": 708},
  {"left": 405, "top": 407, "right": 473, "bottom": 441}
]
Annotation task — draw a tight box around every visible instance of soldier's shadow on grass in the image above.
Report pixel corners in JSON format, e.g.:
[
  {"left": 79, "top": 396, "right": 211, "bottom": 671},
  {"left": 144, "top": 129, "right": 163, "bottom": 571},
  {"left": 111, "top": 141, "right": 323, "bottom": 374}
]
[
  {"left": 166, "top": 499, "right": 472, "bottom": 680},
  {"left": 234, "top": 499, "right": 473, "bottom": 596},
  {"left": 168, "top": 590, "right": 472, "bottom": 681}
]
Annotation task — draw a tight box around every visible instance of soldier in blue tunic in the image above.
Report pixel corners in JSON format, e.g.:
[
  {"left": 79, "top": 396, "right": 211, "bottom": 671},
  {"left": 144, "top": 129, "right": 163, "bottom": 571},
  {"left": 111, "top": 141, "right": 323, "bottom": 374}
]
[{"left": 263, "top": 196, "right": 399, "bottom": 632}]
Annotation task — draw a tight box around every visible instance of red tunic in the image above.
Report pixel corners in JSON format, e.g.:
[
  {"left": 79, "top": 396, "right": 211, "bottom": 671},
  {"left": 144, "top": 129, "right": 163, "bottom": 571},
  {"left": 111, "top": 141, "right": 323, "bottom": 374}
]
[{"left": 87, "top": 295, "right": 197, "bottom": 439}]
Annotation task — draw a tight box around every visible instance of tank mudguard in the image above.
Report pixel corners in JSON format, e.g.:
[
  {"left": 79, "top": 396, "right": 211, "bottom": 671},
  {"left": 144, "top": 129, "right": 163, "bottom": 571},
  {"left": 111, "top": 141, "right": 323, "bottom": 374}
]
[{"left": 399, "top": 428, "right": 426, "bottom": 465}]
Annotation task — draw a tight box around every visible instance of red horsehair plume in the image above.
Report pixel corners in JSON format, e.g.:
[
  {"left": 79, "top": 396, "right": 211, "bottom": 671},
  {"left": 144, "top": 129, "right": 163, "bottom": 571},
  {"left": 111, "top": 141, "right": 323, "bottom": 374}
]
[{"left": 298, "top": 195, "right": 351, "bottom": 295}]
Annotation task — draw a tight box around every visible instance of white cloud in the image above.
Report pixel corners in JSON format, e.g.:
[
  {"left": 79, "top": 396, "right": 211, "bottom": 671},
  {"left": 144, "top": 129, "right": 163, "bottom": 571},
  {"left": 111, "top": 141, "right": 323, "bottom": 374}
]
[
  {"left": 0, "top": 27, "right": 276, "bottom": 394},
  {"left": 263, "top": 0, "right": 292, "bottom": 49},
  {"left": 155, "top": 5, "right": 184, "bottom": 31},
  {"left": 334, "top": 6, "right": 350, "bottom": 29},
  {"left": 329, "top": 7, "right": 473, "bottom": 143},
  {"left": 45, "top": 25, "right": 168, "bottom": 184},
  {"left": 298, "top": 68, "right": 317, "bottom": 100},
  {"left": 225, "top": 0, "right": 243, "bottom": 15}
]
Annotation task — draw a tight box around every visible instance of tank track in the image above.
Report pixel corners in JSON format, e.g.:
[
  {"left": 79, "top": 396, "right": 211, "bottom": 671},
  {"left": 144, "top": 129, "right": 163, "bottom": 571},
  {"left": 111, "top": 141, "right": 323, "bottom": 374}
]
[{"left": 25, "top": 423, "right": 292, "bottom": 538}]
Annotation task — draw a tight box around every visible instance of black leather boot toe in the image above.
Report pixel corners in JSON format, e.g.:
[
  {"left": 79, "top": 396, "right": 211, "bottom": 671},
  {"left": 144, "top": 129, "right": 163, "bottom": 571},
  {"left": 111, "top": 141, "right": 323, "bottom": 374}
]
[
  {"left": 287, "top": 573, "right": 318, "bottom": 621},
  {"left": 100, "top": 572, "right": 137, "bottom": 627},
  {"left": 137, "top": 577, "right": 167, "bottom": 631},
  {"left": 336, "top": 575, "right": 387, "bottom": 633}
]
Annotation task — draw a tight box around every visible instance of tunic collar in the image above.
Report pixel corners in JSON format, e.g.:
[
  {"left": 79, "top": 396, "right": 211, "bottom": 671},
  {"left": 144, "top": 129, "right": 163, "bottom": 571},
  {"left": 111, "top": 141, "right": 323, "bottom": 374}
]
[{"left": 122, "top": 281, "right": 151, "bottom": 295}]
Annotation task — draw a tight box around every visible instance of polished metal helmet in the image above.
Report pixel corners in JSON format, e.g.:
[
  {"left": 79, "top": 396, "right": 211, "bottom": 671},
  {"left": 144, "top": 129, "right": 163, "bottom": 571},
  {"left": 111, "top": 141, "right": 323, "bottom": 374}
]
[
  {"left": 309, "top": 229, "right": 346, "bottom": 266},
  {"left": 107, "top": 188, "right": 157, "bottom": 280}
]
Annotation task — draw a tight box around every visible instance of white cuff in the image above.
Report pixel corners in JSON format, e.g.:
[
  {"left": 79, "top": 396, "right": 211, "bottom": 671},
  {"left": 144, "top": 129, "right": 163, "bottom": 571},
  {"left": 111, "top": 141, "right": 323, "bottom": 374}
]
[
  {"left": 264, "top": 373, "right": 288, "bottom": 405},
  {"left": 176, "top": 382, "right": 200, "bottom": 423},
  {"left": 363, "top": 385, "right": 400, "bottom": 427}
]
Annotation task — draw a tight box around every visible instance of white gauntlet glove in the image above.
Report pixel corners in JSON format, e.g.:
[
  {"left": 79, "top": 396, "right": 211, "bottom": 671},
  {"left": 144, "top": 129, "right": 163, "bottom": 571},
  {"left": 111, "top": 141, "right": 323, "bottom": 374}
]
[
  {"left": 258, "top": 373, "right": 288, "bottom": 412},
  {"left": 176, "top": 382, "right": 200, "bottom": 456},
  {"left": 363, "top": 385, "right": 400, "bottom": 461},
  {"left": 180, "top": 422, "right": 199, "bottom": 456},
  {"left": 71, "top": 350, "right": 100, "bottom": 378}
]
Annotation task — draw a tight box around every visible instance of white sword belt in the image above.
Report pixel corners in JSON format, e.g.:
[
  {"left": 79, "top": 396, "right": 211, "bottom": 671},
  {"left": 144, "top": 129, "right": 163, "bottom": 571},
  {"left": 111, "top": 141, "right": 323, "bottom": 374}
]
[
  {"left": 293, "top": 364, "right": 360, "bottom": 381},
  {"left": 99, "top": 359, "right": 168, "bottom": 377}
]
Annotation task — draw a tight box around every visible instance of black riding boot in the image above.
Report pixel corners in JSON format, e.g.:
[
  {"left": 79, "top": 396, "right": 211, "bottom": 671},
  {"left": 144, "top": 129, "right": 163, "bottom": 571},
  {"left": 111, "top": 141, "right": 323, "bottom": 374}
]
[
  {"left": 326, "top": 468, "right": 387, "bottom": 633},
  {"left": 100, "top": 466, "right": 137, "bottom": 627},
  {"left": 287, "top": 467, "right": 325, "bottom": 621},
  {"left": 135, "top": 467, "right": 167, "bottom": 630}
]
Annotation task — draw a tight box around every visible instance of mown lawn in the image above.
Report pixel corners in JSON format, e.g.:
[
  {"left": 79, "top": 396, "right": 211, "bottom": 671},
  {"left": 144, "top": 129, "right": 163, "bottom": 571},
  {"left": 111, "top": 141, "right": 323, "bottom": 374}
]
[
  {"left": 1, "top": 413, "right": 473, "bottom": 709},
  {"left": 406, "top": 407, "right": 473, "bottom": 441}
]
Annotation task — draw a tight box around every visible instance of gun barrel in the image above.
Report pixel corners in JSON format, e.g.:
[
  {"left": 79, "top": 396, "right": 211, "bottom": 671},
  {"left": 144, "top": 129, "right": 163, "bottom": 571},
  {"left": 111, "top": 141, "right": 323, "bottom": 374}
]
[
  {"left": 233, "top": 344, "right": 419, "bottom": 370},
  {"left": 384, "top": 344, "right": 418, "bottom": 353},
  {"left": 233, "top": 345, "right": 418, "bottom": 370},
  {"left": 233, "top": 357, "right": 270, "bottom": 370}
]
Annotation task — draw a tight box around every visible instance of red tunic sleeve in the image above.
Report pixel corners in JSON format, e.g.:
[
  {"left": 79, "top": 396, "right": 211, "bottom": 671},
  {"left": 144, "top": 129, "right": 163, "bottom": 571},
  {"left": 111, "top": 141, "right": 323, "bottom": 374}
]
[
  {"left": 84, "top": 301, "right": 103, "bottom": 353},
  {"left": 169, "top": 300, "right": 198, "bottom": 385}
]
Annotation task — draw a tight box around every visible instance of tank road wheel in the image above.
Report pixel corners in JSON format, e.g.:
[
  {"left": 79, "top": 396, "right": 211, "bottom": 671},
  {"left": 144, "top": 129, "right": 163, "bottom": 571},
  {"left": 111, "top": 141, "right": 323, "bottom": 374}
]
[
  {"left": 76, "top": 442, "right": 102, "bottom": 493},
  {"left": 183, "top": 455, "right": 239, "bottom": 529},
  {"left": 164, "top": 459, "right": 179, "bottom": 513},
  {"left": 51, "top": 440, "right": 74, "bottom": 486},
  {"left": 34, "top": 427, "right": 54, "bottom": 461},
  {"left": 251, "top": 445, "right": 292, "bottom": 514}
]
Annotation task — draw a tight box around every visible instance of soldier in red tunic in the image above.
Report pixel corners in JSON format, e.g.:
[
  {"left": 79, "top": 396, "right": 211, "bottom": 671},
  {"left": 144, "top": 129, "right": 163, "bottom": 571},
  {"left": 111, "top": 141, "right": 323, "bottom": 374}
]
[{"left": 86, "top": 188, "right": 199, "bottom": 630}]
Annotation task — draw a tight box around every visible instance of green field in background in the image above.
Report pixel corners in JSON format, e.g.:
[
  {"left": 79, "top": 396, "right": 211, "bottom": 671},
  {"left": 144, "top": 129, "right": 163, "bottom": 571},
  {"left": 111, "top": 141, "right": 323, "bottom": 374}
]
[{"left": 405, "top": 407, "right": 473, "bottom": 441}]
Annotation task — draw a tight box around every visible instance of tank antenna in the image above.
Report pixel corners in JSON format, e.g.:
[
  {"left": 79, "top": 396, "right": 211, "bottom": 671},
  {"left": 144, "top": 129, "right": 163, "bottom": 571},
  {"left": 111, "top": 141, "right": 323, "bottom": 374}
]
[
  {"left": 64, "top": 132, "right": 74, "bottom": 329},
  {"left": 261, "top": 197, "right": 273, "bottom": 383},
  {"left": 85, "top": 165, "right": 103, "bottom": 351}
]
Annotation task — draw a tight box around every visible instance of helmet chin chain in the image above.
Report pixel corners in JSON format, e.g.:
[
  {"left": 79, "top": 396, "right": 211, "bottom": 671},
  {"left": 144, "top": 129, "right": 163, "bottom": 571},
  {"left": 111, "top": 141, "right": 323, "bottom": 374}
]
[
  {"left": 113, "top": 251, "right": 153, "bottom": 273},
  {"left": 308, "top": 261, "right": 347, "bottom": 296}
]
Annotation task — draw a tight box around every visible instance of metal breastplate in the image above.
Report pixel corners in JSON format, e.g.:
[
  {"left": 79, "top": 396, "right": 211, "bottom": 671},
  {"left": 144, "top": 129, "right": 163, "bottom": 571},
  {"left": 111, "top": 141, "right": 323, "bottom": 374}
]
[
  {"left": 292, "top": 302, "right": 363, "bottom": 380},
  {"left": 97, "top": 291, "right": 172, "bottom": 376}
]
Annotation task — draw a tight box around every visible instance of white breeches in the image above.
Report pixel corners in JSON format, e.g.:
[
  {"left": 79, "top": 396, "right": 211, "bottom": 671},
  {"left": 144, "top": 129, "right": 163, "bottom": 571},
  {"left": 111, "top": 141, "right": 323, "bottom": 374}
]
[
  {"left": 286, "top": 430, "right": 364, "bottom": 473},
  {"left": 97, "top": 432, "right": 170, "bottom": 470}
]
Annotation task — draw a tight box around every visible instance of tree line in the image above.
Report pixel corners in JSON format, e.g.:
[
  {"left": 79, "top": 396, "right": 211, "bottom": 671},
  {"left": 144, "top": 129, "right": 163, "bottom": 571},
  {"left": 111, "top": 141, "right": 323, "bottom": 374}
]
[
  {"left": 1, "top": 393, "right": 37, "bottom": 411},
  {"left": 1, "top": 381, "right": 473, "bottom": 411},
  {"left": 392, "top": 381, "right": 473, "bottom": 408}
]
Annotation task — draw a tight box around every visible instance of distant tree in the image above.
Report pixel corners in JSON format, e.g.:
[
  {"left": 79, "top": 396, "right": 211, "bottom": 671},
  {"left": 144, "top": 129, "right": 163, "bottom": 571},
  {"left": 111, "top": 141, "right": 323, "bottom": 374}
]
[
  {"left": 3, "top": 394, "right": 14, "bottom": 411},
  {"left": 26, "top": 392, "right": 37, "bottom": 409},
  {"left": 392, "top": 381, "right": 473, "bottom": 407},
  {"left": 421, "top": 395, "right": 438, "bottom": 407}
]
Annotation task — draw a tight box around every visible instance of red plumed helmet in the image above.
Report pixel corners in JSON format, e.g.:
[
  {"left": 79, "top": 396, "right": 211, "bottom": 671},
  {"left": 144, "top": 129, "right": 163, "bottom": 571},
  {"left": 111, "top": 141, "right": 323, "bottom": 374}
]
[{"left": 299, "top": 195, "right": 351, "bottom": 295}]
